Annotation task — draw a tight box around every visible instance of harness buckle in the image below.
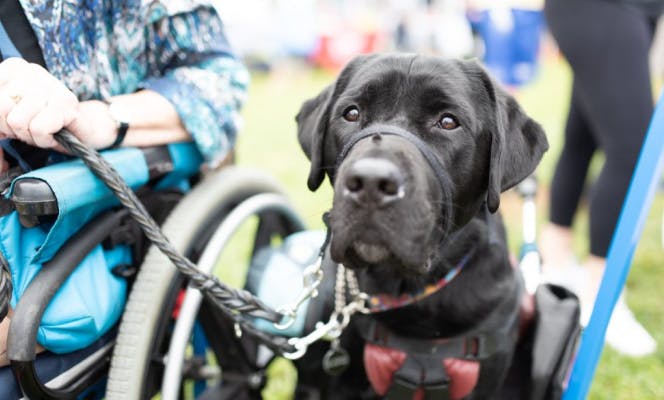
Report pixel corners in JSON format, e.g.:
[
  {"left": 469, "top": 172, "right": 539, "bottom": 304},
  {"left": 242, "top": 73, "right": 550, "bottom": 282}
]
[
  {"left": 464, "top": 335, "right": 488, "bottom": 360},
  {"left": 423, "top": 382, "right": 452, "bottom": 400},
  {"left": 387, "top": 354, "right": 452, "bottom": 400},
  {"left": 385, "top": 377, "right": 419, "bottom": 400}
]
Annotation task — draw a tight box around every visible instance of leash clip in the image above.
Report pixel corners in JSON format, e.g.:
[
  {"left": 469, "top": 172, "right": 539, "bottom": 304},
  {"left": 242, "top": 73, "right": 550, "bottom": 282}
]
[
  {"left": 274, "top": 256, "right": 324, "bottom": 330},
  {"left": 283, "top": 314, "right": 343, "bottom": 360}
]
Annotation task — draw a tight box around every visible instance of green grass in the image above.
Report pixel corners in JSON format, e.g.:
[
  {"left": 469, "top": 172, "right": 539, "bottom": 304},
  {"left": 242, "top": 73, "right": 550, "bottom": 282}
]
[{"left": 234, "top": 59, "right": 664, "bottom": 399}]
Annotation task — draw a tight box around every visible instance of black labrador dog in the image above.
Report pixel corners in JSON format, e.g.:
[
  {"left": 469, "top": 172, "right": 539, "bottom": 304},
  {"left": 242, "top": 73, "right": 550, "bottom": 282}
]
[{"left": 294, "top": 54, "right": 548, "bottom": 399}]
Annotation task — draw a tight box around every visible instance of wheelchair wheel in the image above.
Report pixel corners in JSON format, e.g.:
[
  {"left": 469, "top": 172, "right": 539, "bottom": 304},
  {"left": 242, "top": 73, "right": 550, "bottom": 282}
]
[{"left": 106, "top": 167, "right": 305, "bottom": 399}]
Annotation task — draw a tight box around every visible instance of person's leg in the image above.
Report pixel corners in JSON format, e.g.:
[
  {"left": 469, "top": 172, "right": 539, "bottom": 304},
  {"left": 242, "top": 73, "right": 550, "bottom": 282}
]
[
  {"left": 581, "top": 26, "right": 657, "bottom": 353},
  {"left": 541, "top": 81, "right": 597, "bottom": 270},
  {"left": 544, "top": 0, "right": 656, "bottom": 355}
]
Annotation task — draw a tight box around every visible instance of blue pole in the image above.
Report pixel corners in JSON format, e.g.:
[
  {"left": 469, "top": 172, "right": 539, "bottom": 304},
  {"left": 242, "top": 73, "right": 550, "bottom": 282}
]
[{"left": 563, "top": 91, "right": 664, "bottom": 399}]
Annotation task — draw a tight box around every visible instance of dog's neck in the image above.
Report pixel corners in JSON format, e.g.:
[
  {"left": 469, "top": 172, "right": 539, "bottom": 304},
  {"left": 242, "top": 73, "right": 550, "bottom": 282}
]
[
  {"left": 354, "top": 219, "right": 481, "bottom": 294},
  {"left": 351, "top": 212, "right": 516, "bottom": 338}
]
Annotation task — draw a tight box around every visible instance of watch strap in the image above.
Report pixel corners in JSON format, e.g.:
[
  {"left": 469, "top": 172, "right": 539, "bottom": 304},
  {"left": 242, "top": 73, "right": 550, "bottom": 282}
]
[
  {"left": 108, "top": 121, "right": 128, "bottom": 149},
  {"left": 101, "top": 99, "right": 129, "bottom": 150}
]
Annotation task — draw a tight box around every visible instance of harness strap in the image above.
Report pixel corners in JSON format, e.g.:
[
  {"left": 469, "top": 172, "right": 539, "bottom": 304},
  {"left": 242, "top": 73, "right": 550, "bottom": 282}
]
[{"left": 363, "top": 318, "right": 502, "bottom": 359}]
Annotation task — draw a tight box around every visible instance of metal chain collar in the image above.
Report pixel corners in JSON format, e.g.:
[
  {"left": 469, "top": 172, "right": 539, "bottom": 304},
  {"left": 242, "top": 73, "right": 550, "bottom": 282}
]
[{"left": 283, "top": 263, "right": 369, "bottom": 360}]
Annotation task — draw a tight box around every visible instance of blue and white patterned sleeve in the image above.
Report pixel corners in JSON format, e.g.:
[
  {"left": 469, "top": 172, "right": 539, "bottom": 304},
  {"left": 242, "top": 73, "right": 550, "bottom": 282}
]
[{"left": 139, "top": 4, "right": 249, "bottom": 167}]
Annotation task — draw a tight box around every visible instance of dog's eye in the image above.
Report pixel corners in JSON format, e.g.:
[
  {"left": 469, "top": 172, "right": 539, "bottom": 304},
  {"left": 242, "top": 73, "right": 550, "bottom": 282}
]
[
  {"left": 343, "top": 106, "right": 360, "bottom": 122},
  {"left": 436, "top": 114, "right": 460, "bottom": 130}
]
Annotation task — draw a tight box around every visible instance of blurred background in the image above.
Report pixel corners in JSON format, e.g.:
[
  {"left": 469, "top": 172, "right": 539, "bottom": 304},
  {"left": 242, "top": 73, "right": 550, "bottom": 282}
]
[{"left": 216, "top": 1, "right": 664, "bottom": 398}]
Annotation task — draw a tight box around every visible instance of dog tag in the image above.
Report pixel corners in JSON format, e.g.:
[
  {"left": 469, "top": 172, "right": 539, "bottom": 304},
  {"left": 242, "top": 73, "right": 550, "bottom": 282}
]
[{"left": 322, "top": 341, "right": 350, "bottom": 376}]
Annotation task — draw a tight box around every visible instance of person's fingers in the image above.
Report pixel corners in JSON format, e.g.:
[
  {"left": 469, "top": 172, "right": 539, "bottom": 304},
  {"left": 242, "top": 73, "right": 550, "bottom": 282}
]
[
  {"left": 28, "top": 106, "right": 63, "bottom": 148},
  {"left": 5, "top": 92, "right": 46, "bottom": 145},
  {"left": 0, "top": 60, "right": 78, "bottom": 149},
  {"left": 54, "top": 90, "right": 79, "bottom": 127},
  {"left": 0, "top": 99, "right": 13, "bottom": 138},
  {"left": 0, "top": 85, "right": 21, "bottom": 137}
]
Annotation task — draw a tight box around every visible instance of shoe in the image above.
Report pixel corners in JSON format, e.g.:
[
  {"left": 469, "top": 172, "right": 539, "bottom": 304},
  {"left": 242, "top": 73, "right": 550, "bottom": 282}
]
[
  {"left": 603, "top": 294, "right": 657, "bottom": 357},
  {"left": 581, "top": 292, "right": 657, "bottom": 357},
  {"left": 540, "top": 261, "right": 586, "bottom": 295}
]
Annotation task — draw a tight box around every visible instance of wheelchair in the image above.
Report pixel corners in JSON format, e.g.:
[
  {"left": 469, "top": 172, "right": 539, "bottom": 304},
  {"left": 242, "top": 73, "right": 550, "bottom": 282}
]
[{"left": 0, "top": 140, "right": 306, "bottom": 399}]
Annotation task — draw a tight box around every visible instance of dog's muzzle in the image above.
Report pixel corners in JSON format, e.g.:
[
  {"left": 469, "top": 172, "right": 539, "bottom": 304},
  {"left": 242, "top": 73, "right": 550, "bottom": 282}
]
[{"left": 333, "top": 124, "right": 451, "bottom": 216}]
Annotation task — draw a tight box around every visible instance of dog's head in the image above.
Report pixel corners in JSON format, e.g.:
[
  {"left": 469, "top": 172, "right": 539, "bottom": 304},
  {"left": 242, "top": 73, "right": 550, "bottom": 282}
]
[{"left": 297, "top": 54, "right": 547, "bottom": 275}]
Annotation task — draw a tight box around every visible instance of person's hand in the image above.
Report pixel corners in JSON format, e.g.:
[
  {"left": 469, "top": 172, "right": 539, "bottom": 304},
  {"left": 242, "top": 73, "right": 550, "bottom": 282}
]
[{"left": 0, "top": 58, "right": 116, "bottom": 150}]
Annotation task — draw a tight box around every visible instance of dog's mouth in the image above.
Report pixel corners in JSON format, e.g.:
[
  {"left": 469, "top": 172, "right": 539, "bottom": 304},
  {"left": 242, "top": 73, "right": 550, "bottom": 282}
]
[
  {"left": 329, "top": 221, "right": 433, "bottom": 275},
  {"left": 343, "top": 239, "right": 431, "bottom": 276},
  {"left": 352, "top": 241, "right": 391, "bottom": 264}
]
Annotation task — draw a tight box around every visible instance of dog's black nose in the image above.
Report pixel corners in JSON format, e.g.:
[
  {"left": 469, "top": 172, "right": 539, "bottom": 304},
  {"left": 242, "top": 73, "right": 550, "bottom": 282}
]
[{"left": 343, "top": 158, "right": 404, "bottom": 207}]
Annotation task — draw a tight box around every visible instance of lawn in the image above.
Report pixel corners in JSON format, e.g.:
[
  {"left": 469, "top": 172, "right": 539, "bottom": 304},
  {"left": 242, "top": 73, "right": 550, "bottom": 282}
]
[{"left": 234, "top": 58, "right": 664, "bottom": 399}]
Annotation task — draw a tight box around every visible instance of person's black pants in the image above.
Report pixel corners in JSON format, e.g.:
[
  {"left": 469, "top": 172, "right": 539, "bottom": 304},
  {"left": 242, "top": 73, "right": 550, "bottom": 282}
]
[{"left": 545, "top": 0, "right": 657, "bottom": 257}]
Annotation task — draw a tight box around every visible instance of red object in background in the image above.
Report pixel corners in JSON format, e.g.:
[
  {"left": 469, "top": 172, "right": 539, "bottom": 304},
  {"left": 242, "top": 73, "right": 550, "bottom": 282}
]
[
  {"left": 172, "top": 290, "right": 185, "bottom": 319},
  {"left": 311, "top": 30, "right": 379, "bottom": 71}
]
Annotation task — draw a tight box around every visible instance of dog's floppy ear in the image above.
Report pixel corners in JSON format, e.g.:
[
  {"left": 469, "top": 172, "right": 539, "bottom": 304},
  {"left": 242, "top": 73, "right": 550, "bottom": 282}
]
[
  {"left": 296, "top": 54, "right": 378, "bottom": 191},
  {"left": 464, "top": 61, "right": 548, "bottom": 213},
  {"left": 296, "top": 85, "right": 335, "bottom": 191}
]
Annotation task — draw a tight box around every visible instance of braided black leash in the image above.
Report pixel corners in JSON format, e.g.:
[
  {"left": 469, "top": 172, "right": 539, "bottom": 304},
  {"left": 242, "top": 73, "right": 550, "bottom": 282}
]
[
  {"left": 54, "top": 129, "right": 296, "bottom": 354},
  {"left": 0, "top": 254, "right": 11, "bottom": 321}
]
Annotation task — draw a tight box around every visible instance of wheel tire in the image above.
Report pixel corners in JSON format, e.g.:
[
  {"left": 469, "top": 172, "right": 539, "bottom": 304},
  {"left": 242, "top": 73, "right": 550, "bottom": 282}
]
[{"left": 106, "top": 167, "right": 289, "bottom": 400}]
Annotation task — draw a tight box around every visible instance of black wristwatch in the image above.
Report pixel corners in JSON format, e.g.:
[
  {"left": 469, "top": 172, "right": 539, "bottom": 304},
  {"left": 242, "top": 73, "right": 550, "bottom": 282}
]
[{"left": 105, "top": 101, "right": 130, "bottom": 149}]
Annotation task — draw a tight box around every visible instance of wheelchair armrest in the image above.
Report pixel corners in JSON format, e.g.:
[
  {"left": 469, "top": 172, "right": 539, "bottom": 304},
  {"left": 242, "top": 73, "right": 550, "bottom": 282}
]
[
  {"left": 10, "top": 178, "right": 59, "bottom": 225},
  {"left": 9, "top": 142, "right": 202, "bottom": 227},
  {"left": 7, "top": 209, "right": 127, "bottom": 399}
]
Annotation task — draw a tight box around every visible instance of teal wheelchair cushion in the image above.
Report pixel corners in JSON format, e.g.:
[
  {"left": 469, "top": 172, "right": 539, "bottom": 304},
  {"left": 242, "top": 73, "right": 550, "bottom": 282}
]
[
  {"left": 0, "top": 143, "right": 203, "bottom": 354},
  {"left": 0, "top": 211, "right": 130, "bottom": 354},
  {"left": 245, "top": 230, "right": 326, "bottom": 338}
]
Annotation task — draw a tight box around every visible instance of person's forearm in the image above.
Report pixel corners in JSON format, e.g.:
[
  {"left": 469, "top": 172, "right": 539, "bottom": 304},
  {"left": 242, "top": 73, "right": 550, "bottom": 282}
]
[{"left": 106, "top": 90, "right": 190, "bottom": 147}]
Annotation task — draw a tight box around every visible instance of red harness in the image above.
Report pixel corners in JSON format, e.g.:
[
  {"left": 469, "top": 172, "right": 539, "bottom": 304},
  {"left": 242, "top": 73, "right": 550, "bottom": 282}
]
[
  {"left": 364, "top": 343, "right": 480, "bottom": 400},
  {"left": 359, "top": 288, "right": 536, "bottom": 399}
]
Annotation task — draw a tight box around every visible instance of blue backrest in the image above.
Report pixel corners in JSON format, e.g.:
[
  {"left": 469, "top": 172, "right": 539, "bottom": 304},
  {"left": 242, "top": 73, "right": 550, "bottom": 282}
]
[{"left": 0, "top": 142, "right": 203, "bottom": 354}]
